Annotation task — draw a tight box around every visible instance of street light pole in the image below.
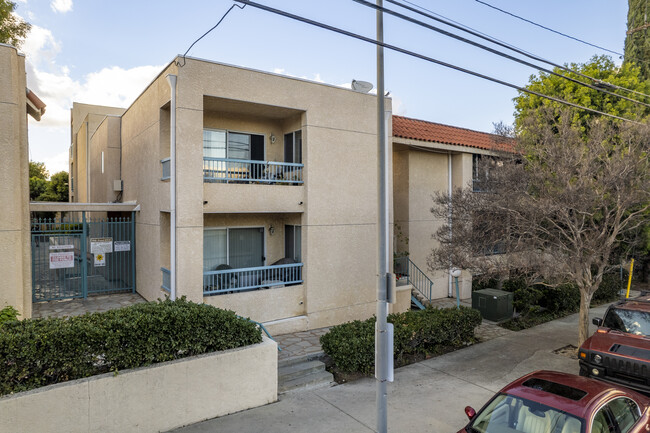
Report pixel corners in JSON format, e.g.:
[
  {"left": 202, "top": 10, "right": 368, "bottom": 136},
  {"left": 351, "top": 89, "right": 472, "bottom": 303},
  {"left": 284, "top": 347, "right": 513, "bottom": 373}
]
[{"left": 376, "top": 1, "right": 391, "bottom": 432}]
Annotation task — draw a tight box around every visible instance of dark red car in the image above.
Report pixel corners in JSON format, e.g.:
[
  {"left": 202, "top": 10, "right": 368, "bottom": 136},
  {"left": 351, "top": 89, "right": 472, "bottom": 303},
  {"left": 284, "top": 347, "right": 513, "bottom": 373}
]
[
  {"left": 457, "top": 370, "right": 650, "bottom": 433},
  {"left": 579, "top": 296, "right": 650, "bottom": 394}
]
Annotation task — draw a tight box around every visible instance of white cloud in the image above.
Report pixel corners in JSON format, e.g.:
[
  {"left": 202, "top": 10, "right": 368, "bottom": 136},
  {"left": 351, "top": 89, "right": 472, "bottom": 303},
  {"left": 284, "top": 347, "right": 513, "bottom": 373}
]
[
  {"left": 272, "top": 68, "right": 324, "bottom": 83},
  {"left": 20, "top": 21, "right": 161, "bottom": 173},
  {"left": 50, "top": 0, "right": 72, "bottom": 13}
]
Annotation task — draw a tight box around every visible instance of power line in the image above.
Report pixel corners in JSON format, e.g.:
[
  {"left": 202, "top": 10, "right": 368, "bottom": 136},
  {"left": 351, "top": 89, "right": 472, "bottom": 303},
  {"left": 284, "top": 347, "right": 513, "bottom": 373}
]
[
  {"left": 233, "top": 0, "right": 643, "bottom": 125},
  {"left": 176, "top": 3, "right": 246, "bottom": 67},
  {"left": 353, "top": 0, "right": 650, "bottom": 110},
  {"left": 474, "top": 0, "right": 624, "bottom": 57},
  {"left": 386, "top": 0, "right": 650, "bottom": 101}
]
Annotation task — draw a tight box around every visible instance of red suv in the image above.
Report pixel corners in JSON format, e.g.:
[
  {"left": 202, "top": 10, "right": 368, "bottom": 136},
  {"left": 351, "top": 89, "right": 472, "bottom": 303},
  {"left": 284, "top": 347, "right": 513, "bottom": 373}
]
[
  {"left": 457, "top": 370, "right": 650, "bottom": 433},
  {"left": 579, "top": 295, "right": 650, "bottom": 394}
]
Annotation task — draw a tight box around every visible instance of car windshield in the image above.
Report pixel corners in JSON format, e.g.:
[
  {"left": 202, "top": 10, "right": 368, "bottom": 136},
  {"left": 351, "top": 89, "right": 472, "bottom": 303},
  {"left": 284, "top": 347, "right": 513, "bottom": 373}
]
[
  {"left": 603, "top": 307, "right": 650, "bottom": 336},
  {"left": 468, "top": 394, "right": 584, "bottom": 433}
]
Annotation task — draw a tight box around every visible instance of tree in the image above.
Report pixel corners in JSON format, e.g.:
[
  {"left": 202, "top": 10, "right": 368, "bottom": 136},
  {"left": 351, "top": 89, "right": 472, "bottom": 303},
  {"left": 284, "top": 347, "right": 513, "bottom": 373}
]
[
  {"left": 38, "top": 171, "right": 68, "bottom": 202},
  {"left": 625, "top": 0, "right": 650, "bottom": 81},
  {"left": 29, "top": 161, "right": 48, "bottom": 201},
  {"left": 0, "top": 0, "right": 30, "bottom": 48},
  {"left": 514, "top": 55, "right": 650, "bottom": 133},
  {"left": 429, "top": 110, "right": 650, "bottom": 346}
]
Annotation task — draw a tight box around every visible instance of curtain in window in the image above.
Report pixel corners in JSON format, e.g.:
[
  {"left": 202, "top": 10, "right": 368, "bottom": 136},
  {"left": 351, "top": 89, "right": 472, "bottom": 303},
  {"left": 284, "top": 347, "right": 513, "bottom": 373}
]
[
  {"left": 229, "top": 228, "right": 264, "bottom": 268},
  {"left": 203, "top": 229, "right": 227, "bottom": 271}
]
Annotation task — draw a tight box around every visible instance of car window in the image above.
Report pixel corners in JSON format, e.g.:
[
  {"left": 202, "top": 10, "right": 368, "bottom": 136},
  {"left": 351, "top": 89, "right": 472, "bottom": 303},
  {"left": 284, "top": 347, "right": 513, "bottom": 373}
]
[
  {"left": 606, "top": 398, "right": 640, "bottom": 433},
  {"left": 591, "top": 409, "right": 612, "bottom": 433},
  {"left": 469, "top": 393, "right": 584, "bottom": 433},
  {"left": 603, "top": 308, "right": 650, "bottom": 336}
]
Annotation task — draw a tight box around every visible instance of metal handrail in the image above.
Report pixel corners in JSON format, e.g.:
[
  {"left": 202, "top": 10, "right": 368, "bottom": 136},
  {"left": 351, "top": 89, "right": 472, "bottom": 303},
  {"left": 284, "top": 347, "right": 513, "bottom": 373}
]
[
  {"left": 203, "top": 157, "right": 304, "bottom": 184},
  {"left": 394, "top": 256, "right": 434, "bottom": 304},
  {"left": 237, "top": 315, "right": 281, "bottom": 352}
]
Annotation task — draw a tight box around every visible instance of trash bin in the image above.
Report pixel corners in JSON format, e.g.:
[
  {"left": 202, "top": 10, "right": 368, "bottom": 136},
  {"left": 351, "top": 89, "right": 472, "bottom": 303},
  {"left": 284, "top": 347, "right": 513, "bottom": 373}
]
[{"left": 472, "top": 288, "right": 513, "bottom": 322}]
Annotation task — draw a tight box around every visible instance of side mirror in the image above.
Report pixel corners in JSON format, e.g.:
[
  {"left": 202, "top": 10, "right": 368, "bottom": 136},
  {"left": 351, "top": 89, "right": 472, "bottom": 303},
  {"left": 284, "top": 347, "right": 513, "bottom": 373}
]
[
  {"left": 465, "top": 406, "right": 476, "bottom": 420},
  {"left": 592, "top": 318, "right": 603, "bottom": 327}
]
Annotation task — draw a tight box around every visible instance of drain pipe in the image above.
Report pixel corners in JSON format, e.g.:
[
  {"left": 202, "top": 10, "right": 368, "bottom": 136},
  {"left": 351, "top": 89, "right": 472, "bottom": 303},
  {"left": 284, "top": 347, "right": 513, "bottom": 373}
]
[
  {"left": 448, "top": 152, "right": 453, "bottom": 298},
  {"left": 167, "top": 74, "right": 177, "bottom": 301}
]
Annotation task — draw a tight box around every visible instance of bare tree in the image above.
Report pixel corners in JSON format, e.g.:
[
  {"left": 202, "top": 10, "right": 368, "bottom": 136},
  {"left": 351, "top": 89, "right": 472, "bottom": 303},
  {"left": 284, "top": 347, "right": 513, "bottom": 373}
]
[{"left": 430, "top": 110, "right": 650, "bottom": 346}]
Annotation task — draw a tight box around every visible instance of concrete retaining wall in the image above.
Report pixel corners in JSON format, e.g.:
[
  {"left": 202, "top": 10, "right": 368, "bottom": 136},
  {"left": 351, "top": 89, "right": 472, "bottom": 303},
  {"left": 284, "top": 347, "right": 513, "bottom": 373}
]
[{"left": 0, "top": 336, "right": 277, "bottom": 433}]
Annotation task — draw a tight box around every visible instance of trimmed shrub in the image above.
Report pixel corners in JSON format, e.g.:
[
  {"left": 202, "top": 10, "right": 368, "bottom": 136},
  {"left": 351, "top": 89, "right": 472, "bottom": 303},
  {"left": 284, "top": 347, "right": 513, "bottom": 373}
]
[
  {"left": 0, "top": 305, "right": 19, "bottom": 326},
  {"left": 0, "top": 298, "right": 262, "bottom": 396},
  {"left": 320, "top": 307, "right": 481, "bottom": 375}
]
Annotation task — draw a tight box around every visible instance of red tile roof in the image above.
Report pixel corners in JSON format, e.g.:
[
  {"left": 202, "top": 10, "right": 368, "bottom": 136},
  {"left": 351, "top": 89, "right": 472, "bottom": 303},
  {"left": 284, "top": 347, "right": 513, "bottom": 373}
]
[{"left": 392, "top": 115, "right": 513, "bottom": 152}]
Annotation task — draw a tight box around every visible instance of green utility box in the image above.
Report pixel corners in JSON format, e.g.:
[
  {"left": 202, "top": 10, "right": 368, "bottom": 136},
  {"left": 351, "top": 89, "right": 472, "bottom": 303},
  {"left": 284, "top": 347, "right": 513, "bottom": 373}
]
[{"left": 472, "top": 289, "right": 513, "bottom": 322}]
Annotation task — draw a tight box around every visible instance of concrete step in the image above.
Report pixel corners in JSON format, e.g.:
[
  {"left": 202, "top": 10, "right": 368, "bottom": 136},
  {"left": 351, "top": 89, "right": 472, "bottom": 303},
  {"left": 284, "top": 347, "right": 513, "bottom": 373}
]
[
  {"left": 278, "top": 369, "right": 334, "bottom": 394},
  {"left": 279, "top": 360, "right": 326, "bottom": 382}
]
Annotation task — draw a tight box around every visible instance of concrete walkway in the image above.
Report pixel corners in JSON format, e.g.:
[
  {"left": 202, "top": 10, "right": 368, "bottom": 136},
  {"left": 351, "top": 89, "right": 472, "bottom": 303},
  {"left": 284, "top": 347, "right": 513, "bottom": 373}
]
[
  {"left": 170, "top": 303, "right": 610, "bottom": 433},
  {"left": 32, "top": 292, "right": 146, "bottom": 318}
]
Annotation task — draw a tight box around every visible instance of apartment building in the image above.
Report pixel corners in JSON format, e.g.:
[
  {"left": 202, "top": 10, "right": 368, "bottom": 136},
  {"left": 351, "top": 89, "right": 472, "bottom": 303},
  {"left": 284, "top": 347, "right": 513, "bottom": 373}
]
[
  {"left": 392, "top": 116, "right": 508, "bottom": 301},
  {"left": 70, "top": 56, "right": 507, "bottom": 332},
  {"left": 70, "top": 56, "right": 413, "bottom": 334}
]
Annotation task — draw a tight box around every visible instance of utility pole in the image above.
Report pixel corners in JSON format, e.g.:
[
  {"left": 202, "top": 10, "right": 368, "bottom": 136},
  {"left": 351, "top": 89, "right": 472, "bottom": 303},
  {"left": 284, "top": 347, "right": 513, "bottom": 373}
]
[{"left": 375, "top": 1, "right": 392, "bottom": 432}]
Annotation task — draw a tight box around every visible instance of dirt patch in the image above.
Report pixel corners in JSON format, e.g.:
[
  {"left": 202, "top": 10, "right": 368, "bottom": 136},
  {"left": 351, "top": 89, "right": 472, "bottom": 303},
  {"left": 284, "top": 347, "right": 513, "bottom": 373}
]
[{"left": 553, "top": 344, "right": 579, "bottom": 360}]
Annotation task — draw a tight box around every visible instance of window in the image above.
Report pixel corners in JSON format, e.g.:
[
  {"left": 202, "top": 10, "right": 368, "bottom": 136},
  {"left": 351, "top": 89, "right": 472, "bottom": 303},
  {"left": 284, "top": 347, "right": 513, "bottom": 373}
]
[
  {"left": 591, "top": 398, "right": 641, "bottom": 433},
  {"left": 284, "top": 130, "right": 302, "bottom": 164},
  {"left": 203, "top": 129, "right": 264, "bottom": 161},
  {"left": 203, "top": 227, "right": 265, "bottom": 272},
  {"left": 285, "top": 225, "right": 301, "bottom": 262},
  {"left": 472, "top": 154, "right": 501, "bottom": 192}
]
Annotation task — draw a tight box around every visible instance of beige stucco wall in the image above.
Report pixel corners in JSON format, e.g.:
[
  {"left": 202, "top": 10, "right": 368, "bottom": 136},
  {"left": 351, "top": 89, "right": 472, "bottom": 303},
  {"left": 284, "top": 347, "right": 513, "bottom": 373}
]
[
  {"left": 70, "top": 103, "right": 125, "bottom": 203},
  {"left": 0, "top": 336, "right": 277, "bottom": 433},
  {"left": 0, "top": 45, "right": 31, "bottom": 318},
  {"left": 114, "top": 57, "right": 392, "bottom": 332},
  {"left": 88, "top": 116, "right": 121, "bottom": 203},
  {"left": 391, "top": 142, "right": 476, "bottom": 300}
]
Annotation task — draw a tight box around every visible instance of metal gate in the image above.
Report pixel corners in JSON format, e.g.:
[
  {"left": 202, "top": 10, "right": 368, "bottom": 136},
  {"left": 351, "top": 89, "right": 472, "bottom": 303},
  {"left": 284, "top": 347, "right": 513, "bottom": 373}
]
[{"left": 31, "top": 212, "right": 135, "bottom": 302}]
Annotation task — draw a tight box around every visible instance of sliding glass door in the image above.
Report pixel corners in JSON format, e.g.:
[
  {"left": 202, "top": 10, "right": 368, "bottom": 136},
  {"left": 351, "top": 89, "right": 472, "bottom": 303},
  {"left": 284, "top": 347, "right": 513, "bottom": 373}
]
[{"left": 203, "top": 227, "right": 264, "bottom": 272}]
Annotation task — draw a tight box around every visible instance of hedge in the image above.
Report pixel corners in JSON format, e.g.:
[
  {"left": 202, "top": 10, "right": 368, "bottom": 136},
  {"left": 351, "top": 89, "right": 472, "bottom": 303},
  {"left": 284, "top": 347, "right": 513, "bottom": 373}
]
[
  {"left": 0, "top": 298, "right": 262, "bottom": 396},
  {"left": 320, "top": 307, "right": 481, "bottom": 375}
]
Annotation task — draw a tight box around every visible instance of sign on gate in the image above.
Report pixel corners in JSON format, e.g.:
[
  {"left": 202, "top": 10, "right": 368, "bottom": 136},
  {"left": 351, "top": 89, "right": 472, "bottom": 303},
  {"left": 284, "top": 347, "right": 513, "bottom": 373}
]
[
  {"left": 49, "top": 252, "right": 75, "bottom": 269},
  {"left": 114, "top": 241, "right": 131, "bottom": 252},
  {"left": 90, "top": 237, "right": 113, "bottom": 254},
  {"left": 94, "top": 253, "right": 106, "bottom": 267}
]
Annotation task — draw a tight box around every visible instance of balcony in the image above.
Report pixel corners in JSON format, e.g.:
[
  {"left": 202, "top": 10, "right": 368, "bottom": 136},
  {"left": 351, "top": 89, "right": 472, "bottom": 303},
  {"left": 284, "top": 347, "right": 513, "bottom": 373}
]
[
  {"left": 203, "top": 263, "right": 303, "bottom": 296},
  {"left": 202, "top": 158, "right": 305, "bottom": 214},
  {"left": 203, "top": 158, "right": 303, "bottom": 184}
]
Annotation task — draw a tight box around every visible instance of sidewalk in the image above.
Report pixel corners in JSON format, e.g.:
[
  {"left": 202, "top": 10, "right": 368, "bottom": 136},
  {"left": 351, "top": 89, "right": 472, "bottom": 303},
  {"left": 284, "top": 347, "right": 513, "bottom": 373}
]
[{"left": 170, "top": 302, "right": 611, "bottom": 433}]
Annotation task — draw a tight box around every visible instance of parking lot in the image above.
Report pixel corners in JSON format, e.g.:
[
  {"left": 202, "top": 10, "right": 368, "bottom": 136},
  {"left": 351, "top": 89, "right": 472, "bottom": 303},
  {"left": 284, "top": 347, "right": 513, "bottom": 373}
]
[{"left": 171, "top": 303, "right": 609, "bottom": 433}]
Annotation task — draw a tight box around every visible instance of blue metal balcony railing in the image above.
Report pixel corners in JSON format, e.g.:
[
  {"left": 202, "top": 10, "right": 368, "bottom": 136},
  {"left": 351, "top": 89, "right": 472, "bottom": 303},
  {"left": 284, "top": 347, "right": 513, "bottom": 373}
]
[
  {"left": 203, "top": 158, "right": 303, "bottom": 184},
  {"left": 203, "top": 263, "right": 303, "bottom": 296},
  {"left": 161, "top": 267, "right": 171, "bottom": 293}
]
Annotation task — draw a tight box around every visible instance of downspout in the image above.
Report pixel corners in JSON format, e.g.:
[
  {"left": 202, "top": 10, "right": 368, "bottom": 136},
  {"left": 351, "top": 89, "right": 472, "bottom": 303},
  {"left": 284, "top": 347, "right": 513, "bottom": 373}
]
[
  {"left": 448, "top": 152, "right": 453, "bottom": 297},
  {"left": 86, "top": 121, "right": 90, "bottom": 202},
  {"left": 167, "top": 74, "right": 177, "bottom": 301}
]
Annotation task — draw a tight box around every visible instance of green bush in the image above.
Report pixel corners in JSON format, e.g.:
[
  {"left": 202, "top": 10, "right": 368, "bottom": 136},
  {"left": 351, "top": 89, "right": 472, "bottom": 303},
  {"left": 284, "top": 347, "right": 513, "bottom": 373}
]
[
  {"left": 0, "top": 298, "right": 262, "bottom": 396},
  {"left": 540, "top": 283, "right": 580, "bottom": 314},
  {"left": 0, "top": 305, "right": 19, "bottom": 327},
  {"left": 320, "top": 307, "right": 481, "bottom": 375},
  {"left": 593, "top": 273, "right": 622, "bottom": 303},
  {"left": 512, "top": 287, "right": 544, "bottom": 314}
]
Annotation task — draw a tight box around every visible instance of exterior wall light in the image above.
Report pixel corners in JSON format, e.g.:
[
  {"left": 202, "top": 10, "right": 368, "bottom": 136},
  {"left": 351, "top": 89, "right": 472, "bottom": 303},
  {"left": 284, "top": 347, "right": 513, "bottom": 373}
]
[
  {"left": 270, "top": 133, "right": 276, "bottom": 144},
  {"left": 269, "top": 225, "right": 275, "bottom": 235}
]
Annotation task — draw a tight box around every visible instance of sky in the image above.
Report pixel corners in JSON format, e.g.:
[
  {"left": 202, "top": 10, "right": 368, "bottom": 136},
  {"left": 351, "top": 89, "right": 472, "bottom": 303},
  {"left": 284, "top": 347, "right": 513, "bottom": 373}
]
[{"left": 15, "top": 0, "right": 630, "bottom": 175}]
